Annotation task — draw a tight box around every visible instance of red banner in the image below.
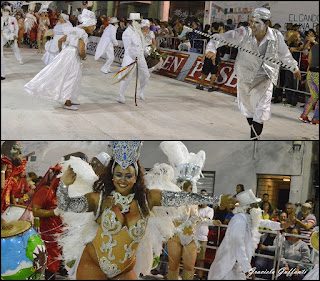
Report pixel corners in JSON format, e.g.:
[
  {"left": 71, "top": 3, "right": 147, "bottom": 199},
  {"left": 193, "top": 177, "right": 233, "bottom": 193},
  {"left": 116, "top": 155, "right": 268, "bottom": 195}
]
[
  {"left": 184, "top": 57, "right": 238, "bottom": 95},
  {"left": 155, "top": 51, "right": 190, "bottom": 78}
]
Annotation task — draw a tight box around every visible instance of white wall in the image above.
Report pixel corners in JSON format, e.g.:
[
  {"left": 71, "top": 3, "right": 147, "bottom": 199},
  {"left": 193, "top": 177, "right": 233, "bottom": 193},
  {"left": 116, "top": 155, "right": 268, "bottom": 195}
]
[{"left": 5, "top": 141, "right": 314, "bottom": 205}]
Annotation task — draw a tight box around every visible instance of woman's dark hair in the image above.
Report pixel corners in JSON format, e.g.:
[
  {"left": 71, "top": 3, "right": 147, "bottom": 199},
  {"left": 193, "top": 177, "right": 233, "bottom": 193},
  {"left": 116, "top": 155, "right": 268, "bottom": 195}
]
[
  {"left": 263, "top": 201, "right": 272, "bottom": 212},
  {"left": 204, "top": 24, "right": 210, "bottom": 33},
  {"left": 93, "top": 159, "right": 150, "bottom": 217},
  {"left": 236, "top": 184, "right": 244, "bottom": 192}
]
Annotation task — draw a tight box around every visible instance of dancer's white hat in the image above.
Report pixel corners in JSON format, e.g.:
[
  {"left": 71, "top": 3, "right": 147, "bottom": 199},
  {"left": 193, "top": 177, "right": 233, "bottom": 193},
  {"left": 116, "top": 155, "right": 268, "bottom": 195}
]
[
  {"left": 252, "top": 7, "right": 271, "bottom": 20},
  {"left": 110, "top": 17, "right": 119, "bottom": 24},
  {"left": 60, "top": 13, "right": 69, "bottom": 21},
  {"left": 78, "top": 9, "right": 97, "bottom": 27},
  {"left": 94, "top": 152, "right": 111, "bottom": 167},
  {"left": 236, "top": 189, "right": 261, "bottom": 207},
  {"left": 127, "top": 13, "right": 142, "bottom": 21},
  {"left": 141, "top": 19, "right": 150, "bottom": 28}
]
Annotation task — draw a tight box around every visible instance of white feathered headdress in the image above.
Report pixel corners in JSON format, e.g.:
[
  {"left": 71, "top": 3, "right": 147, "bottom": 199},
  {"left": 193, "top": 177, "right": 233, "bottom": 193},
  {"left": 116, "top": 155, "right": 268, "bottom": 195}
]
[
  {"left": 160, "top": 141, "right": 206, "bottom": 193},
  {"left": 8, "top": 1, "right": 29, "bottom": 14}
]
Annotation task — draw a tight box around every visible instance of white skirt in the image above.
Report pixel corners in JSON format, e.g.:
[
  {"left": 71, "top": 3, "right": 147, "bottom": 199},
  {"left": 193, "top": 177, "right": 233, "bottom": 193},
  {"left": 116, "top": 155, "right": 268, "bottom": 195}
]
[{"left": 25, "top": 46, "right": 82, "bottom": 102}]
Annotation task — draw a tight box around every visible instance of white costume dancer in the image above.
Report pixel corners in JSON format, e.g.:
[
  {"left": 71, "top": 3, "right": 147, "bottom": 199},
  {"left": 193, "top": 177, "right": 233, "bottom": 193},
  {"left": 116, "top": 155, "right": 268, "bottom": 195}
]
[
  {"left": 24, "top": 9, "right": 96, "bottom": 111},
  {"left": 117, "top": 13, "right": 150, "bottom": 103},
  {"left": 42, "top": 13, "right": 72, "bottom": 65},
  {"left": 95, "top": 17, "right": 119, "bottom": 74},
  {"left": 1, "top": 5, "right": 23, "bottom": 65},
  {"left": 205, "top": 8, "right": 300, "bottom": 139},
  {"left": 208, "top": 190, "right": 282, "bottom": 280}
]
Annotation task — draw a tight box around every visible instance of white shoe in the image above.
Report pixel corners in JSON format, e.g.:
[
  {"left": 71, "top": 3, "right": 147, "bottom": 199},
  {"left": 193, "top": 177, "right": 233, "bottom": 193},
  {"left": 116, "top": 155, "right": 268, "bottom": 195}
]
[
  {"left": 117, "top": 96, "right": 125, "bottom": 104},
  {"left": 63, "top": 105, "right": 78, "bottom": 111},
  {"left": 138, "top": 93, "right": 146, "bottom": 101},
  {"left": 100, "top": 68, "right": 110, "bottom": 74},
  {"left": 19, "top": 60, "right": 24, "bottom": 65}
]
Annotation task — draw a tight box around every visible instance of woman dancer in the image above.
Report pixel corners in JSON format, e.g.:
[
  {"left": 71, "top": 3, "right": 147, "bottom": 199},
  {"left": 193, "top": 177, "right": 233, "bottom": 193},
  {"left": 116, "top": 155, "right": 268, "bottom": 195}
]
[
  {"left": 42, "top": 13, "right": 72, "bottom": 65},
  {"left": 24, "top": 9, "right": 96, "bottom": 111},
  {"left": 160, "top": 141, "right": 222, "bottom": 280},
  {"left": 55, "top": 141, "right": 235, "bottom": 280},
  {"left": 35, "top": 7, "right": 50, "bottom": 53},
  {"left": 15, "top": 10, "right": 25, "bottom": 48}
]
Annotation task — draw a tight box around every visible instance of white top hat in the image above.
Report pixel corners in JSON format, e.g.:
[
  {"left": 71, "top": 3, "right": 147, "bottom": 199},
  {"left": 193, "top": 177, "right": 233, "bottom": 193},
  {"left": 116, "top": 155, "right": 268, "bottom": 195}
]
[
  {"left": 236, "top": 189, "right": 261, "bottom": 207},
  {"left": 110, "top": 17, "right": 119, "bottom": 24},
  {"left": 127, "top": 13, "right": 142, "bottom": 21},
  {"left": 94, "top": 152, "right": 111, "bottom": 167},
  {"left": 141, "top": 19, "right": 150, "bottom": 28}
]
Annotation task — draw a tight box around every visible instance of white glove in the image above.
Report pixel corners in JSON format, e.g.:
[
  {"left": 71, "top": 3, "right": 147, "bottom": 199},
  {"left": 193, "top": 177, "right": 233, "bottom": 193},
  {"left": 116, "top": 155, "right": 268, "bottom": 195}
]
[{"left": 53, "top": 208, "right": 63, "bottom": 216}]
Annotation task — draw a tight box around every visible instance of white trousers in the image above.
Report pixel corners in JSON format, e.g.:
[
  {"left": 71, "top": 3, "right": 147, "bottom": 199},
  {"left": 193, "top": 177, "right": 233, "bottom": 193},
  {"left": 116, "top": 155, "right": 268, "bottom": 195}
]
[
  {"left": 1, "top": 36, "right": 5, "bottom": 77},
  {"left": 118, "top": 54, "right": 150, "bottom": 99},
  {"left": 237, "top": 76, "right": 273, "bottom": 124},
  {"left": 2, "top": 36, "right": 22, "bottom": 62},
  {"left": 101, "top": 44, "right": 114, "bottom": 73}
]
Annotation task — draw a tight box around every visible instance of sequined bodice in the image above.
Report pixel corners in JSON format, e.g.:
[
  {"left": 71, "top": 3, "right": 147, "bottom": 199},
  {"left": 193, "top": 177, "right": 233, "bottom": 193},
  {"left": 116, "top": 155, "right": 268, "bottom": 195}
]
[{"left": 92, "top": 205, "right": 147, "bottom": 278}]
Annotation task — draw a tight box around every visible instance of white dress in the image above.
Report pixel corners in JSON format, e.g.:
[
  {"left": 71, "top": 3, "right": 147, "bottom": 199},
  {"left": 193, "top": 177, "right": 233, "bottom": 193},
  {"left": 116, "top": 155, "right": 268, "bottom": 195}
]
[
  {"left": 42, "top": 21, "right": 73, "bottom": 65},
  {"left": 24, "top": 27, "right": 88, "bottom": 103}
]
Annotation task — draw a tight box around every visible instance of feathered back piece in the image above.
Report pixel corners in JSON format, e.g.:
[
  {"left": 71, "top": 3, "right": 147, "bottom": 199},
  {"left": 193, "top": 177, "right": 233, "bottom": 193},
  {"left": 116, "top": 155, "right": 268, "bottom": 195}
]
[
  {"left": 160, "top": 141, "right": 206, "bottom": 192},
  {"left": 134, "top": 163, "right": 184, "bottom": 276}
]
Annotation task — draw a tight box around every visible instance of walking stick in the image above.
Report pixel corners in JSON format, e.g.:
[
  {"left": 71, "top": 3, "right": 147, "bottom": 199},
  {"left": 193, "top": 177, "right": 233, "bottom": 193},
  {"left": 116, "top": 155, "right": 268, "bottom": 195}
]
[
  {"left": 135, "top": 57, "right": 138, "bottom": 106},
  {"left": 183, "top": 26, "right": 298, "bottom": 72}
]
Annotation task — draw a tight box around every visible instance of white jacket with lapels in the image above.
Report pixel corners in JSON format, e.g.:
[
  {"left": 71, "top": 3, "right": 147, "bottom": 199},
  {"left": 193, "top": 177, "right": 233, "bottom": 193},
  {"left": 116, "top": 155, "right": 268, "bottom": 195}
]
[
  {"left": 122, "top": 25, "right": 144, "bottom": 61},
  {"left": 1, "top": 16, "right": 19, "bottom": 40}
]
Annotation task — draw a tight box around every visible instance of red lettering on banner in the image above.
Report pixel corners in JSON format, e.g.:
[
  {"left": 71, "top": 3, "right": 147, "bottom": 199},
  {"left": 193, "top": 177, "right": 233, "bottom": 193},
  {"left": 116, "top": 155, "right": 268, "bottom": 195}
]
[
  {"left": 185, "top": 56, "right": 238, "bottom": 95},
  {"left": 155, "top": 51, "right": 189, "bottom": 78}
]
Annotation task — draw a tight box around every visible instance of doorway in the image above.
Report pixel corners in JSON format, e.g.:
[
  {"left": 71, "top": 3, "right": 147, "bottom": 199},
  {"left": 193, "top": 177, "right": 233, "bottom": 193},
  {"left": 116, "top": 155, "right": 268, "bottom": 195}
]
[{"left": 256, "top": 174, "right": 291, "bottom": 211}]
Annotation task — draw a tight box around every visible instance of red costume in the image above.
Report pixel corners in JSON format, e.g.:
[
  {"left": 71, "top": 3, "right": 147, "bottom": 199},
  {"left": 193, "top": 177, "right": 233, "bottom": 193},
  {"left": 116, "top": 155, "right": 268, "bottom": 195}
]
[
  {"left": 1, "top": 160, "right": 28, "bottom": 213},
  {"left": 31, "top": 164, "right": 63, "bottom": 272}
]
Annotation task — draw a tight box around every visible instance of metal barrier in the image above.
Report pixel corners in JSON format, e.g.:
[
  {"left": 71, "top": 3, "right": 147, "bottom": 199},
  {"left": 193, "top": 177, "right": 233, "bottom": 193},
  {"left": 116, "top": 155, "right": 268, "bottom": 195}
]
[{"left": 156, "top": 223, "right": 317, "bottom": 280}]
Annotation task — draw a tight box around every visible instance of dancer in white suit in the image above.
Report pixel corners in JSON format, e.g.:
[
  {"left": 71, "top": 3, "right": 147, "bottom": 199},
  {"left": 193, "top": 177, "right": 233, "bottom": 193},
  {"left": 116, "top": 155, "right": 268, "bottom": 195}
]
[
  {"left": 95, "top": 17, "right": 119, "bottom": 74},
  {"left": 1, "top": 5, "right": 23, "bottom": 67},
  {"left": 117, "top": 13, "right": 150, "bottom": 103},
  {"left": 205, "top": 8, "right": 301, "bottom": 139},
  {"left": 208, "top": 189, "right": 282, "bottom": 280}
]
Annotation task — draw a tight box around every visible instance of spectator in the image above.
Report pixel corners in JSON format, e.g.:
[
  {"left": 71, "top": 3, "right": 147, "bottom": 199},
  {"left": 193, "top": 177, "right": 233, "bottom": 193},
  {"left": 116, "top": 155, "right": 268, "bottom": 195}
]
[
  {"left": 223, "top": 204, "right": 235, "bottom": 224},
  {"left": 214, "top": 204, "right": 228, "bottom": 224},
  {"left": 154, "top": 18, "right": 160, "bottom": 31},
  {"left": 203, "top": 24, "right": 211, "bottom": 35},
  {"left": 273, "top": 23, "right": 281, "bottom": 30},
  {"left": 294, "top": 202, "right": 317, "bottom": 247},
  {"left": 116, "top": 17, "right": 127, "bottom": 40},
  {"left": 237, "top": 22, "right": 243, "bottom": 28},
  {"left": 173, "top": 18, "right": 183, "bottom": 36},
  {"left": 177, "top": 20, "right": 191, "bottom": 51},
  {"left": 225, "top": 18, "right": 234, "bottom": 30},
  {"left": 186, "top": 19, "right": 203, "bottom": 53},
  {"left": 299, "top": 42, "right": 318, "bottom": 124},
  {"left": 285, "top": 31, "right": 314, "bottom": 107},
  {"left": 242, "top": 21, "right": 249, "bottom": 27},
  {"left": 285, "top": 22, "right": 294, "bottom": 41},
  {"left": 293, "top": 23, "right": 304, "bottom": 39},
  {"left": 255, "top": 232, "right": 278, "bottom": 279},
  {"left": 278, "top": 228, "right": 310, "bottom": 280},
  {"left": 96, "top": 14, "right": 102, "bottom": 31},
  {"left": 232, "top": 183, "right": 244, "bottom": 198},
  {"left": 259, "top": 193, "right": 274, "bottom": 211},
  {"left": 195, "top": 190, "right": 216, "bottom": 280},
  {"left": 148, "top": 18, "right": 157, "bottom": 34},
  {"left": 260, "top": 201, "right": 272, "bottom": 230},
  {"left": 279, "top": 203, "right": 297, "bottom": 231}
]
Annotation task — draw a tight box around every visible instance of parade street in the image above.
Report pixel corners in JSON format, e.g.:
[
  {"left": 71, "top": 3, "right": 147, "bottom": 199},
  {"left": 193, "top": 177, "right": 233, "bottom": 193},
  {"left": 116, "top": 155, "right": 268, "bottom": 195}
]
[{"left": 1, "top": 47, "right": 318, "bottom": 140}]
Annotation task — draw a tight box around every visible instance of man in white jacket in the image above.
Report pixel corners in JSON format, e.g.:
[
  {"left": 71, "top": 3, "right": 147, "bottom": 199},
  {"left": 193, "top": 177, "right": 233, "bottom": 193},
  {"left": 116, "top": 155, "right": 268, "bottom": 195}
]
[
  {"left": 205, "top": 8, "right": 301, "bottom": 140},
  {"left": 117, "top": 13, "right": 150, "bottom": 103},
  {"left": 208, "top": 189, "right": 282, "bottom": 280},
  {"left": 1, "top": 5, "right": 23, "bottom": 66},
  {"left": 95, "top": 17, "right": 119, "bottom": 74}
]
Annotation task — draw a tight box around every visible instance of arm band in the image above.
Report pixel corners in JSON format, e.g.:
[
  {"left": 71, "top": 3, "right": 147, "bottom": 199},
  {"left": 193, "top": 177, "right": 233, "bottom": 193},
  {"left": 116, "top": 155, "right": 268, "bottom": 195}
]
[
  {"left": 160, "top": 190, "right": 220, "bottom": 207},
  {"left": 57, "top": 181, "right": 89, "bottom": 213}
]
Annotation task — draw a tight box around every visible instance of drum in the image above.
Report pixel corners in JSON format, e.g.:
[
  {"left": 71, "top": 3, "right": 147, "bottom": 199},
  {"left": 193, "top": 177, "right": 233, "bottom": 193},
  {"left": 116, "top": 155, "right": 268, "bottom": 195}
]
[
  {"left": 2, "top": 205, "right": 27, "bottom": 223},
  {"left": 1, "top": 221, "right": 47, "bottom": 280}
]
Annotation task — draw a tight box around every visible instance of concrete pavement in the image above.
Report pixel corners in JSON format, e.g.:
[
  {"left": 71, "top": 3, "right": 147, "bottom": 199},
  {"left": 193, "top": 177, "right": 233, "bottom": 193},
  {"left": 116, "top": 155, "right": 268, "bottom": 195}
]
[{"left": 1, "top": 47, "right": 318, "bottom": 140}]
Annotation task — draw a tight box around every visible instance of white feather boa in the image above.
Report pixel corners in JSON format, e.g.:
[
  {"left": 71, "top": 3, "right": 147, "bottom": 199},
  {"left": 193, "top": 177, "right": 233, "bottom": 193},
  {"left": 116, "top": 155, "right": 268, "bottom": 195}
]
[
  {"left": 55, "top": 157, "right": 99, "bottom": 275},
  {"left": 134, "top": 163, "right": 185, "bottom": 276}
]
